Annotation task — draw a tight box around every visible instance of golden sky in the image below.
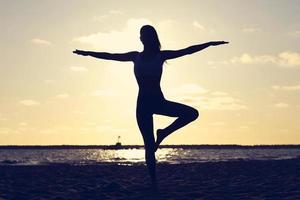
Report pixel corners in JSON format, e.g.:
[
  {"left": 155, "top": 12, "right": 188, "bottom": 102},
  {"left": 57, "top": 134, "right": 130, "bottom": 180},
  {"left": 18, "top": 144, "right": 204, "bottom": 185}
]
[{"left": 1, "top": 0, "right": 300, "bottom": 145}]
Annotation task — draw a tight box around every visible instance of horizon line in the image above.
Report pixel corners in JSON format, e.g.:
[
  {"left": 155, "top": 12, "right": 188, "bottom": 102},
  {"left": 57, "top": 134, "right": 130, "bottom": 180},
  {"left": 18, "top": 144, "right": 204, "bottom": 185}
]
[{"left": 0, "top": 144, "right": 300, "bottom": 150}]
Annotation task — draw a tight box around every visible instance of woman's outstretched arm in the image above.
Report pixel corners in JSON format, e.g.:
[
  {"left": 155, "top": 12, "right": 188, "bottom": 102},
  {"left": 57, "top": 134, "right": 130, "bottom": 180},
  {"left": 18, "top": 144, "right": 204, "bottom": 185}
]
[
  {"left": 161, "top": 41, "right": 229, "bottom": 60},
  {"left": 73, "top": 49, "right": 138, "bottom": 62}
]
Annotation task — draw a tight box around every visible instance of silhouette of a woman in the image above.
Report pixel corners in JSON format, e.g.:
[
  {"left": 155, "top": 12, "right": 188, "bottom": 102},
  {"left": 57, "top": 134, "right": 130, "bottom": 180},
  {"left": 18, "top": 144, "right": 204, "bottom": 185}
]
[{"left": 73, "top": 25, "right": 228, "bottom": 186}]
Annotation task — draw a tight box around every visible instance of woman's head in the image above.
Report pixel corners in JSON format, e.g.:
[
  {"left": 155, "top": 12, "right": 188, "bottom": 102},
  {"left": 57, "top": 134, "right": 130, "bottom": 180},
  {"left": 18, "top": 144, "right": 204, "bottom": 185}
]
[{"left": 140, "top": 25, "right": 161, "bottom": 51}]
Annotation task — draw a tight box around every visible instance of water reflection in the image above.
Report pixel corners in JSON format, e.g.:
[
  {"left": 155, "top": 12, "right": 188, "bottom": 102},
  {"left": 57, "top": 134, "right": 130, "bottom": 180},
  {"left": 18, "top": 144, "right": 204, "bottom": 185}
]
[
  {"left": 1, "top": 148, "right": 300, "bottom": 166},
  {"left": 75, "top": 148, "right": 180, "bottom": 165},
  {"left": 106, "top": 148, "right": 176, "bottom": 164}
]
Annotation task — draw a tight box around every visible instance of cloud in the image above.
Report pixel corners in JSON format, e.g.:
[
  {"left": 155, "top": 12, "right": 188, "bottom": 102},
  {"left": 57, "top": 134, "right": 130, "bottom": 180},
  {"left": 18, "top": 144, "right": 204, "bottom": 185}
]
[
  {"left": 198, "top": 96, "right": 248, "bottom": 110},
  {"left": 73, "top": 18, "right": 186, "bottom": 51},
  {"left": 70, "top": 66, "right": 89, "bottom": 72},
  {"left": 0, "top": 127, "right": 19, "bottom": 134},
  {"left": 72, "top": 110, "right": 86, "bottom": 115},
  {"left": 93, "top": 15, "right": 109, "bottom": 22},
  {"left": 231, "top": 53, "right": 276, "bottom": 65},
  {"left": 242, "top": 27, "right": 261, "bottom": 33},
  {"left": 192, "top": 21, "right": 215, "bottom": 33},
  {"left": 73, "top": 18, "right": 152, "bottom": 51},
  {"left": 273, "top": 102, "right": 289, "bottom": 108},
  {"left": 229, "top": 51, "right": 300, "bottom": 68},
  {"left": 193, "top": 21, "right": 205, "bottom": 31},
  {"left": 93, "top": 10, "right": 123, "bottom": 22},
  {"left": 169, "top": 83, "right": 208, "bottom": 96},
  {"left": 239, "top": 125, "right": 250, "bottom": 130},
  {"left": 109, "top": 10, "right": 123, "bottom": 15},
  {"left": 79, "top": 127, "right": 90, "bottom": 132},
  {"left": 39, "top": 129, "right": 56, "bottom": 134},
  {"left": 287, "top": 30, "right": 300, "bottom": 37},
  {"left": 91, "top": 90, "right": 119, "bottom": 97},
  {"left": 19, "top": 99, "right": 40, "bottom": 106},
  {"left": 19, "top": 122, "right": 28, "bottom": 126},
  {"left": 207, "top": 60, "right": 230, "bottom": 65},
  {"left": 55, "top": 93, "right": 70, "bottom": 98},
  {"left": 211, "top": 91, "right": 227, "bottom": 96},
  {"left": 57, "top": 126, "right": 73, "bottom": 131},
  {"left": 31, "top": 38, "right": 51, "bottom": 45},
  {"left": 169, "top": 84, "right": 247, "bottom": 111},
  {"left": 0, "top": 113, "right": 7, "bottom": 121},
  {"left": 278, "top": 52, "right": 300, "bottom": 67},
  {"left": 44, "top": 79, "right": 56, "bottom": 84},
  {"left": 272, "top": 84, "right": 300, "bottom": 91}
]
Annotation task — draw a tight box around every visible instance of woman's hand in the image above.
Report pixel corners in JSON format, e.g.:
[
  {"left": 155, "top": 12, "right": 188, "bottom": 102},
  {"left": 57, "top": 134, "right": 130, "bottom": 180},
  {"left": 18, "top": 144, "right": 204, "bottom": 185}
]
[
  {"left": 209, "top": 41, "right": 229, "bottom": 46},
  {"left": 73, "top": 49, "right": 89, "bottom": 56}
]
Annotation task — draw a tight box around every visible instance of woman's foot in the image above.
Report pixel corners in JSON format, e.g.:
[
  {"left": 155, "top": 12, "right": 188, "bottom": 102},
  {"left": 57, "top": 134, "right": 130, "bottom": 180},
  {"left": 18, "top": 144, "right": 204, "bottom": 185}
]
[{"left": 155, "top": 129, "right": 168, "bottom": 152}]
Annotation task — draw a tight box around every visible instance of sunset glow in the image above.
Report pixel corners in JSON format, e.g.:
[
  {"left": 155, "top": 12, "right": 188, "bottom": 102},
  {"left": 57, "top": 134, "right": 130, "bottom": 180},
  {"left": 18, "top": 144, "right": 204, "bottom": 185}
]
[{"left": 1, "top": 0, "right": 300, "bottom": 145}]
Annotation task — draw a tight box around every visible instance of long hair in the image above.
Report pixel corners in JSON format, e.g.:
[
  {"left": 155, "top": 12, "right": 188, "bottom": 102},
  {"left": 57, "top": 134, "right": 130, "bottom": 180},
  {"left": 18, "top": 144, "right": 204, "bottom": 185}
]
[{"left": 140, "top": 25, "right": 161, "bottom": 52}]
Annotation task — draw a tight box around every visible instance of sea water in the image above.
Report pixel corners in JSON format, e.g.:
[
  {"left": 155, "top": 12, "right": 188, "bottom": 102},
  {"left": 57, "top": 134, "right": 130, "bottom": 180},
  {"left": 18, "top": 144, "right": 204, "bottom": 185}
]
[{"left": 1, "top": 147, "right": 300, "bottom": 166}]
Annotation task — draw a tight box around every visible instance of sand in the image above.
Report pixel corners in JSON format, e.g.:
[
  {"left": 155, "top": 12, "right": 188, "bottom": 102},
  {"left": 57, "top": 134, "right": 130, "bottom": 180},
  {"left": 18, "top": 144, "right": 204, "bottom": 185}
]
[{"left": 0, "top": 158, "right": 299, "bottom": 200}]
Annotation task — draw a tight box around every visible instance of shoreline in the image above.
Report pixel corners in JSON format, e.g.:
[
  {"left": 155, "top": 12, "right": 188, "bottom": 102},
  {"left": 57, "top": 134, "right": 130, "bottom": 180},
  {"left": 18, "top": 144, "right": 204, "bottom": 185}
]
[
  {"left": 1, "top": 144, "right": 300, "bottom": 150},
  {"left": 1, "top": 158, "right": 299, "bottom": 199}
]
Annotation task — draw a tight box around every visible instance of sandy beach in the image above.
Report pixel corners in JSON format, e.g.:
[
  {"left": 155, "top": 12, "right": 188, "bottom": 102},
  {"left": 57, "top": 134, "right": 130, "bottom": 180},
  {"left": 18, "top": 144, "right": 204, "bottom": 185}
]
[{"left": 0, "top": 158, "right": 299, "bottom": 200}]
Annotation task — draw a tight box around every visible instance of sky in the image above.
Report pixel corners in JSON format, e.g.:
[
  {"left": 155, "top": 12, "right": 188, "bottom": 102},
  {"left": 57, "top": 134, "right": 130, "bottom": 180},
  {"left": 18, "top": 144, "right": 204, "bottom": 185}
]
[{"left": 1, "top": 0, "right": 300, "bottom": 145}]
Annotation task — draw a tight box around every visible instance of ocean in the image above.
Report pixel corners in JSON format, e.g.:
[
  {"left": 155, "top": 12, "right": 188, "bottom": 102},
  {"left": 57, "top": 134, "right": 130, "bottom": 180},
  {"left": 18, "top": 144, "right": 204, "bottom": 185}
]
[{"left": 1, "top": 146, "right": 300, "bottom": 166}]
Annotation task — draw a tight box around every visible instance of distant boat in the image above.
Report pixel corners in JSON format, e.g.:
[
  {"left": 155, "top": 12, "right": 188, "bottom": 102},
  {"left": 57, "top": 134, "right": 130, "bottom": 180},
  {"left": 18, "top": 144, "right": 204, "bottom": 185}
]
[{"left": 115, "top": 136, "right": 122, "bottom": 149}]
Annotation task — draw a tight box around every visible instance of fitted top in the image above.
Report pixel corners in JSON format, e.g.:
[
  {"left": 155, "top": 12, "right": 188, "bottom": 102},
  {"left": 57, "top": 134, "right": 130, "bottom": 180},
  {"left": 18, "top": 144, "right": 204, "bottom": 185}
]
[{"left": 133, "top": 52, "right": 164, "bottom": 96}]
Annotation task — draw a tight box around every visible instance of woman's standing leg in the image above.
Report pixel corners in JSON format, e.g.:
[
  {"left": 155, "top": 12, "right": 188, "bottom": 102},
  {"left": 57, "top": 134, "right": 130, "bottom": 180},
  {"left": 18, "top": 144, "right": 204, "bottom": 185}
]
[
  {"left": 136, "top": 109, "right": 157, "bottom": 186},
  {"left": 155, "top": 100, "right": 199, "bottom": 151}
]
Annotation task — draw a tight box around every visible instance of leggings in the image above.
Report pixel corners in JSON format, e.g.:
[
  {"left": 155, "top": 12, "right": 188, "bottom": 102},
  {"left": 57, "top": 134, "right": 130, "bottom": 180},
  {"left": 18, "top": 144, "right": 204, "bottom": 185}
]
[
  {"left": 136, "top": 94, "right": 199, "bottom": 148},
  {"left": 136, "top": 93, "right": 199, "bottom": 183}
]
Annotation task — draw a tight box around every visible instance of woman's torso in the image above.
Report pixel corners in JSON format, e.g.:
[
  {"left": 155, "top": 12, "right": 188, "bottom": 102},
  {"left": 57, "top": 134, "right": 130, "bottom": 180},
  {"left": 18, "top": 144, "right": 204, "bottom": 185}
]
[{"left": 134, "top": 52, "right": 165, "bottom": 98}]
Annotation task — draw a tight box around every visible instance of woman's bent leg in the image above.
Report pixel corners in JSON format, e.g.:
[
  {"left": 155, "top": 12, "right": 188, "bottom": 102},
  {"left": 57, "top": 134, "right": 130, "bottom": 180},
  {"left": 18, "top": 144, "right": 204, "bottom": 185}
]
[
  {"left": 136, "top": 110, "right": 157, "bottom": 186},
  {"left": 155, "top": 100, "right": 199, "bottom": 151}
]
